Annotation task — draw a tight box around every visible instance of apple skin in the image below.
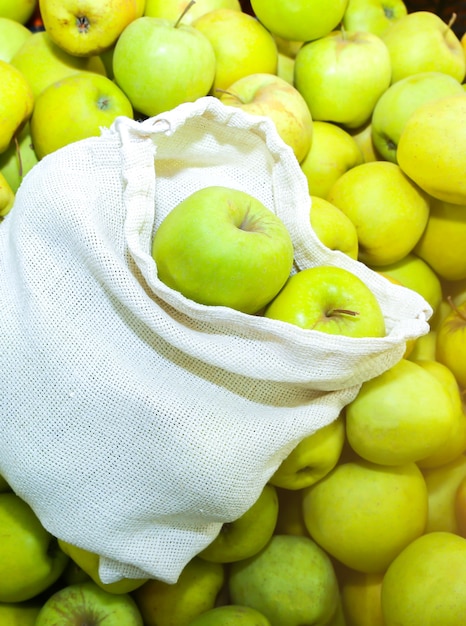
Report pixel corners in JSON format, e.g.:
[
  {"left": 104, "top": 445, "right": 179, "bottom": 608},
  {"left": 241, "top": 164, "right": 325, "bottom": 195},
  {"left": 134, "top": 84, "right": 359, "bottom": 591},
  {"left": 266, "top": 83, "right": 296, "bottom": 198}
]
[
  {"left": 0, "top": 60, "right": 34, "bottom": 154},
  {"left": 294, "top": 30, "right": 391, "bottom": 130},
  {"left": 422, "top": 454, "right": 466, "bottom": 535},
  {"left": 342, "top": 0, "right": 407, "bottom": 36},
  {"left": 436, "top": 299, "right": 466, "bottom": 390},
  {"left": 187, "top": 604, "right": 271, "bottom": 626},
  {"left": 193, "top": 8, "right": 278, "bottom": 93},
  {"left": 35, "top": 581, "right": 144, "bottom": 626},
  {"left": 340, "top": 569, "right": 385, "bottom": 626},
  {"left": 0, "top": 493, "right": 69, "bottom": 603},
  {"left": 152, "top": 186, "right": 294, "bottom": 314},
  {"left": 0, "top": 123, "right": 38, "bottom": 193},
  {"left": 144, "top": 0, "right": 242, "bottom": 23},
  {"left": 218, "top": 72, "right": 313, "bottom": 164},
  {"left": 264, "top": 265, "right": 386, "bottom": 339},
  {"left": 0, "top": 171, "right": 14, "bottom": 218},
  {"left": 382, "top": 10, "right": 466, "bottom": 84},
  {"left": 0, "top": 0, "right": 36, "bottom": 24},
  {"left": 455, "top": 474, "right": 466, "bottom": 538},
  {"left": 30, "top": 71, "right": 134, "bottom": 159},
  {"left": 0, "top": 17, "right": 32, "bottom": 63},
  {"left": 371, "top": 71, "right": 465, "bottom": 163},
  {"left": 0, "top": 602, "right": 41, "bottom": 626},
  {"left": 250, "top": 0, "right": 348, "bottom": 43},
  {"left": 113, "top": 15, "right": 216, "bottom": 117},
  {"left": 309, "top": 196, "right": 359, "bottom": 260}
]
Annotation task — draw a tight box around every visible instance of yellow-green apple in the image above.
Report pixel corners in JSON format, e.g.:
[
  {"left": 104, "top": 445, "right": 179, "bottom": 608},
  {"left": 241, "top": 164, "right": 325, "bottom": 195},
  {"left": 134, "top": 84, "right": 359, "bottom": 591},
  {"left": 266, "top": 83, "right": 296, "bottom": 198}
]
[
  {"left": 309, "top": 196, "right": 359, "bottom": 260},
  {"left": 133, "top": 558, "right": 224, "bottom": 626},
  {"left": 0, "top": 60, "right": 33, "bottom": 154},
  {"left": 218, "top": 73, "right": 313, "bottom": 164},
  {"left": 0, "top": 0, "right": 36, "bottom": 24},
  {"left": 274, "top": 487, "right": 309, "bottom": 537},
  {"left": 229, "top": 534, "right": 340, "bottom": 626},
  {"left": 199, "top": 484, "right": 278, "bottom": 563},
  {"left": 152, "top": 186, "right": 294, "bottom": 314},
  {"left": 269, "top": 414, "right": 346, "bottom": 490},
  {"left": 397, "top": 93, "right": 466, "bottom": 205},
  {"left": 35, "top": 581, "right": 144, "bottom": 626},
  {"left": 371, "top": 71, "right": 464, "bottom": 163},
  {"left": 272, "top": 34, "right": 303, "bottom": 59},
  {"left": 144, "top": 0, "right": 241, "bottom": 23},
  {"left": 294, "top": 30, "right": 391, "bottom": 129},
  {"left": 327, "top": 161, "right": 430, "bottom": 266},
  {"left": 300, "top": 121, "right": 363, "bottom": 199},
  {"left": 340, "top": 569, "right": 385, "bottom": 626},
  {"left": 113, "top": 14, "right": 216, "bottom": 117},
  {"left": 455, "top": 474, "right": 466, "bottom": 538},
  {"left": 11, "top": 30, "right": 106, "bottom": 99},
  {"left": 382, "top": 11, "right": 466, "bottom": 84},
  {"left": 342, "top": 0, "right": 407, "bottom": 36},
  {"left": 250, "top": 0, "right": 349, "bottom": 43},
  {"left": 381, "top": 532, "right": 466, "bottom": 626},
  {"left": 0, "top": 123, "right": 37, "bottom": 193},
  {"left": 0, "top": 171, "right": 14, "bottom": 219},
  {"left": 30, "top": 72, "right": 133, "bottom": 159},
  {"left": 345, "top": 358, "right": 456, "bottom": 466},
  {"left": 276, "top": 52, "right": 294, "bottom": 85},
  {"left": 415, "top": 198, "right": 466, "bottom": 282},
  {"left": 0, "top": 17, "right": 31, "bottom": 62},
  {"left": 188, "top": 605, "right": 272, "bottom": 626},
  {"left": 0, "top": 493, "right": 69, "bottom": 602},
  {"left": 302, "top": 459, "right": 428, "bottom": 574},
  {"left": 371, "top": 253, "right": 442, "bottom": 315},
  {"left": 349, "top": 121, "right": 381, "bottom": 163},
  {"left": 407, "top": 328, "right": 437, "bottom": 361},
  {"left": 422, "top": 454, "right": 466, "bottom": 534},
  {"left": 39, "top": 0, "right": 140, "bottom": 56},
  {"left": 0, "top": 602, "right": 41, "bottom": 626},
  {"left": 264, "top": 265, "right": 386, "bottom": 338},
  {"left": 414, "top": 359, "right": 466, "bottom": 469},
  {"left": 436, "top": 299, "right": 466, "bottom": 389},
  {"left": 193, "top": 8, "right": 277, "bottom": 93},
  {"left": 57, "top": 540, "right": 148, "bottom": 594}
]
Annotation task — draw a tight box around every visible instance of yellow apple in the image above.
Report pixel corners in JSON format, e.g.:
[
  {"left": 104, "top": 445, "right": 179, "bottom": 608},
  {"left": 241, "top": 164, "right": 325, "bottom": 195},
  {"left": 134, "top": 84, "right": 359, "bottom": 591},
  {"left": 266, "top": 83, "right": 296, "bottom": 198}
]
[
  {"left": 397, "top": 93, "right": 466, "bottom": 205},
  {"left": 454, "top": 473, "right": 466, "bottom": 538},
  {"left": 0, "top": 60, "right": 33, "bottom": 154},
  {"left": 340, "top": 569, "right": 385, "bottom": 626},
  {"left": 342, "top": 0, "right": 407, "bottom": 37},
  {"left": 0, "top": 0, "right": 36, "bottom": 24},
  {"left": 272, "top": 34, "right": 303, "bottom": 59},
  {"left": 11, "top": 30, "right": 107, "bottom": 99},
  {"left": 276, "top": 52, "right": 294, "bottom": 85},
  {"left": 327, "top": 161, "right": 430, "bottom": 267},
  {"left": 0, "top": 170, "right": 14, "bottom": 219},
  {"left": 218, "top": 73, "right": 313, "bottom": 164},
  {"left": 302, "top": 459, "right": 428, "bottom": 574},
  {"left": 144, "top": 0, "right": 241, "bottom": 23},
  {"left": 0, "top": 602, "right": 41, "bottom": 626},
  {"left": 436, "top": 298, "right": 466, "bottom": 390},
  {"left": 274, "top": 487, "right": 309, "bottom": 537},
  {"left": 30, "top": 71, "right": 133, "bottom": 159},
  {"left": 193, "top": 8, "right": 278, "bottom": 93},
  {"left": 309, "top": 196, "right": 359, "bottom": 260},
  {"left": 0, "top": 17, "right": 32, "bottom": 62},
  {"left": 39, "top": 0, "right": 140, "bottom": 56},
  {"left": 349, "top": 121, "right": 381, "bottom": 163},
  {"left": 0, "top": 122, "right": 37, "bottom": 193},
  {"left": 300, "top": 121, "right": 364, "bottom": 199},
  {"left": 407, "top": 328, "right": 437, "bottom": 361}
]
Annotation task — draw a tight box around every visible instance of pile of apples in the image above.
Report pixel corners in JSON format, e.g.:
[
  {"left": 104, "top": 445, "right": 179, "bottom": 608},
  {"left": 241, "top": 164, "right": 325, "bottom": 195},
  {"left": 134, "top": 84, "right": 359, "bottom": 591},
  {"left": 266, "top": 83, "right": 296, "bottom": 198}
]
[{"left": 1, "top": 0, "right": 466, "bottom": 624}]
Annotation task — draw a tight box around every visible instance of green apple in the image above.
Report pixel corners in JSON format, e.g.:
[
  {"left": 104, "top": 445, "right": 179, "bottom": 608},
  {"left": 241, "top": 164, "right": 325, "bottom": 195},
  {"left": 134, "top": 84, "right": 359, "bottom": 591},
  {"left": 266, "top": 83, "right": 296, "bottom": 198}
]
[
  {"left": 302, "top": 459, "right": 428, "bottom": 573},
  {"left": 113, "top": 14, "right": 216, "bottom": 117},
  {"left": 455, "top": 474, "right": 466, "bottom": 538},
  {"left": 340, "top": 569, "right": 385, "bottom": 626},
  {"left": 294, "top": 30, "right": 391, "bottom": 129},
  {"left": 276, "top": 52, "right": 294, "bottom": 86},
  {"left": 193, "top": 8, "right": 277, "bottom": 93},
  {"left": 0, "top": 60, "right": 33, "bottom": 154},
  {"left": 0, "top": 493, "right": 69, "bottom": 602},
  {"left": 11, "top": 30, "right": 107, "bottom": 99},
  {"left": 58, "top": 540, "right": 148, "bottom": 594},
  {"left": 187, "top": 605, "right": 271, "bottom": 625},
  {"left": 349, "top": 121, "right": 381, "bottom": 163},
  {"left": 0, "top": 171, "right": 14, "bottom": 219},
  {"left": 327, "top": 161, "right": 430, "bottom": 266},
  {"left": 382, "top": 10, "right": 466, "bottom": 84},
  {"left": 274, "top": 487, "right": 309, "bottom": 537},
  {"left": 300, "top": 121, "right": 364, "bottom": 200},
  {"left": 407, "top": 328, "right": 437, "bottom": 362},
  {"left": 0, "top": 123, "right": 38, "bottom": 193},
  {"left": 133, "top": 558, "right": 224, "bottom": 626},
  {"left": 218, "top": 72, "right": 313, "bottom": 164},
  {"left": 199, "top": 484, "right": 278, "bottom": 563},
  {"left": 0, "top": 17, "right": 31, "bottom": 62},
  {"left": 250, "top": 0, "right": 348, "bottom": 43},
  {"left": 342, "top": 0, "right": 407, "bottom": 36},
  {"left": 144, "top": 0, "right": 241, "bottom": 23},
  {"left": 269, "top": 413, "right": 346, "bottom": 490},
  {"left": 0, "top": 601, "right": 41, "bottom": 626},
  {"left": 0, "top": 0, "right": 36, "bottom": 24},
  {"left": 436, "top": 299, "right": 466, "bottom": 389},
  {"left": 35, "top": 581, "right": 143, "bottom": 626},
  {"left": 152, "top": 185, "right": 294, "bottom": 314},
  {"left": 30, "top": 71, "right": 133, "bottom": 159},
  {"left": 381, "top": 531, "right": 466, "bottom": 625},
  {"left": 264, "top": 265, "right": 386, "bottom": 338},
  {"left": 345, "top": 358, "right": 456, "bottom": 466},
  {"left": 229, "top": 534, "right": 340, "bottom": 626},
  {"left": 309, "top": 196, "right": 359, "bottom": 260},
  {"left": 39, "top": 0, "right": 140, "bottom": 56},
  {"left": 422, "top": 454, "right": 466, "bottom": 534},
  {"left": 371, "top": 71, "right": 465, "bottom": 163}
]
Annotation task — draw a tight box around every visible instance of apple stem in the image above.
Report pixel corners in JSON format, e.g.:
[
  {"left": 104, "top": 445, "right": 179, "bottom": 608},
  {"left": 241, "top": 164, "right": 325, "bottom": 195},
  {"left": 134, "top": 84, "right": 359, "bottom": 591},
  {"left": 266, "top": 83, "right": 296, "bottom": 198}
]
[
  {"left": 328, "top": 309, "right": 359, "bottom": 317},
  {"left": 340, "top": 23, "right": 347, "bottom": 40},
  {"left": 447, "top": 295, "right": 466, "bottom": 322},
  {"left": 14, "top": 132, "right": 23, "bottom": 178},
  {"left": 174, "top": 0, "right": 196, "bottom": 28},
  {"left": 215, "top": 88, "right": 245, "bottom": 103}
]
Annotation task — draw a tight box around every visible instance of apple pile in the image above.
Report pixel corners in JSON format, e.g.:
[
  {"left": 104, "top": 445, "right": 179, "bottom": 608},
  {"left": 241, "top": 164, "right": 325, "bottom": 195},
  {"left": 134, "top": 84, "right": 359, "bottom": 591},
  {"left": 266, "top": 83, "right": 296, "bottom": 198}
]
[{"left": 1, "top": 0, "right": 466, "bottom": 624}]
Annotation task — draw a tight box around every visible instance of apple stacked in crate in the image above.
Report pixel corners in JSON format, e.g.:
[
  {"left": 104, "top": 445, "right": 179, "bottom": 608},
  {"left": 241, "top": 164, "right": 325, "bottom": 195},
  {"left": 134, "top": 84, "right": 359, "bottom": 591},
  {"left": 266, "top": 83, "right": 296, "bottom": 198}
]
[{"left": 1, "top": 0, "right": 466, "bottom": 625}]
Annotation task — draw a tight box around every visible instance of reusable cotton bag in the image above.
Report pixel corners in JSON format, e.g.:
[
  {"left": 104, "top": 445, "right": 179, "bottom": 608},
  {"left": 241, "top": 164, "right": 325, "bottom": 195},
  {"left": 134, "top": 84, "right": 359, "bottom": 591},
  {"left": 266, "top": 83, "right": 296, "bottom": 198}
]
[{"left": 0, "top": 96, "right": 431, "bottom": 584}]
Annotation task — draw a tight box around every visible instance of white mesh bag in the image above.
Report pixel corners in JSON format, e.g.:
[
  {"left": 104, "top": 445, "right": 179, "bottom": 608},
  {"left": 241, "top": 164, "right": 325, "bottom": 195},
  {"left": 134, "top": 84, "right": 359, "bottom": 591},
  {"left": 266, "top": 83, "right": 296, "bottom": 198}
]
[{"left": 0, "top": 96, "right": 431, "bottom": 584}]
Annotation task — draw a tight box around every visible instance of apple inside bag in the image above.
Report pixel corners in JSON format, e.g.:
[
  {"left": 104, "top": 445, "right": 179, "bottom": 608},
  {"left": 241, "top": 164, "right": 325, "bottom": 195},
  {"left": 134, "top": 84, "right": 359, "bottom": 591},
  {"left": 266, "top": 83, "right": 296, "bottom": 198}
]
[{"left": 0, "top": 96, "right": 431, "bottom": 585}]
